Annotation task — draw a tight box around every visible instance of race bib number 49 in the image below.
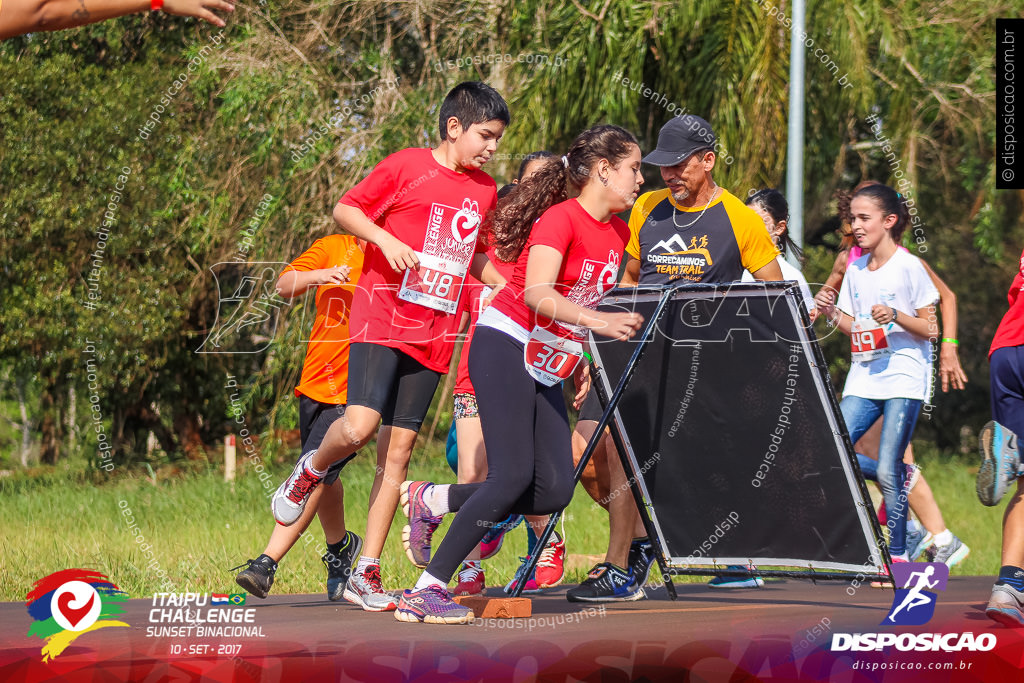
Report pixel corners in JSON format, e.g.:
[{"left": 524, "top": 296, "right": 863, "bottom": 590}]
[
  {"left": 524, "top": 326, "right": 585, "bottom": 387},
  {"left": 851, "top": 319, "right": 891, "bottom": 362},
  {"left": 398, "top": 252, "right": 467, "bottom": 314}
]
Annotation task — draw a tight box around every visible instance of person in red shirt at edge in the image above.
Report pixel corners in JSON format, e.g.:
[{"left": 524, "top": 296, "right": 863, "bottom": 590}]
[
  {"left": 395, "top": 124, "right": 646, "bottom": 624},
  {"left": 979, "top": 248, "right": 1024, "bottom": 627},
  {"left": 270, "top": 81, "right": 510, "bottom": 613}
]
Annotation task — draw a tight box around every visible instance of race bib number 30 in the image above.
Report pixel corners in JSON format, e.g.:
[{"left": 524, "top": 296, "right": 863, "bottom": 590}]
[
  {"left": 525, "top": 326, "right": 585, "bottom": 387},
  {"left": 398, "top": 252, "right": 467, "bottom": 314},
  {"left": 851, "top": 319, "right": 891, "bottom": 362}
]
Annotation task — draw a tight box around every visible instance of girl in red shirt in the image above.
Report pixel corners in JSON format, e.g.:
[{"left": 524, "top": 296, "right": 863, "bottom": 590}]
[{"left": 395, "top": 124, "right": 645, "bottom": 624}]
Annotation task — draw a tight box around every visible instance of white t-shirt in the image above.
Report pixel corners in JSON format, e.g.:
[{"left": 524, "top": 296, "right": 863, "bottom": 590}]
[
  {"left": 837, "top": 249, "right": 939, "bottom": 401},
  {"left": 742, "top": 256, "right": 815, "bottom": 312}
]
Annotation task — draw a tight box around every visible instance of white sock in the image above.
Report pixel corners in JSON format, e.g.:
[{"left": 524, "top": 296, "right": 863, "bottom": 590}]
[
  {"left": 462, "top": 560, "right": 481, "bottom": 571},
  {"left": 893, "top": 552, "right": 909, "bottom": 561},
  {"left": 305, "top": 461, "right": 327, "bottom": 477},
  {"left": 414, "top": 571, "right": 446, "bottom": 591},
  {"left": 355, "top": 556, "right": 380, "bottom": 574},
  {"left": 933, "top": 529, "right": 953, "bottom": 546},
  {"left": 424, "top": 484, "right": 450, "bottom": 515}
]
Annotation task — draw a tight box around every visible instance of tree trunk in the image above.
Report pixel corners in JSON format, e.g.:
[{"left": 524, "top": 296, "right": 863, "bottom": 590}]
[
  {"left": 16, "top": 378, "right": 31, "bottom": 467},
  {"left": 174, "top": 412, "right": 207, "bottom": 460},
  {"left": 67, "top": 384, "right": 77, "bottom": 453}
]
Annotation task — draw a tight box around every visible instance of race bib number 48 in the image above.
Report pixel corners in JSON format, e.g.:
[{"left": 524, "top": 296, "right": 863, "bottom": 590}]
[
  {"left": 851, "top": 319, "right": 891, "bottom": 362},
  {"left": 398, "top": 252, "right": 467, "bottom": 314},
  {"left": 524, "top": 326, "right": 585, "bottom": 387}
]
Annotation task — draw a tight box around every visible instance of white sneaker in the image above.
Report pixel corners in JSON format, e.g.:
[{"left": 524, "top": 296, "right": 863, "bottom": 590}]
[{"left": 271, "top": 451, "right": 323, "bottom": 525}]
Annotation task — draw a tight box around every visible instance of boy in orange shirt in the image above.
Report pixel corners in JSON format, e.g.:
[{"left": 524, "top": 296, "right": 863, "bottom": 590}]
[{"left": 234, "top": 234, "right": 367, "bottom": 600}]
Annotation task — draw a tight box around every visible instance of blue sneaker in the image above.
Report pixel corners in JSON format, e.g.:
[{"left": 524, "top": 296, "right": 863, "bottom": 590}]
[
  {"left": 708, "top": 565, "right": 764, "bottom": 588},
  {"left": 503, "top": 556, "right": 541, "bottom": 594},
  {"left": 565, "top": 562, "right": 644, "bottom": 602},
  {"left": 395, "top": 584, "right": 474, "bottom": 624},
  {"left": 978, "top": 421, "right": 1023, "bottom": 506},
  {"left": 628, "top": 537, "right": 656, "bottom": 587}
]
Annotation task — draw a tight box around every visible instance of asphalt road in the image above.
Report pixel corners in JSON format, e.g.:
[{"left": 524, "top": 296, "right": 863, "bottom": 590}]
[{"left": 2, "top": 576, "right": 1021, "bottom": 682}]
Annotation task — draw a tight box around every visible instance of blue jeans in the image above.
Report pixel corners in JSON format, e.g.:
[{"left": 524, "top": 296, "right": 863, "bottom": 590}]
[{"left": 840, "top": 396, "right": 922, "bottom": 555}]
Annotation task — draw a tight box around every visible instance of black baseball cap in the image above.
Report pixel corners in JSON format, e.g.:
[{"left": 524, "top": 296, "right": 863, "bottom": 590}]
[{"left": 642, "top": 115, "right": 717, "bottom": 166}]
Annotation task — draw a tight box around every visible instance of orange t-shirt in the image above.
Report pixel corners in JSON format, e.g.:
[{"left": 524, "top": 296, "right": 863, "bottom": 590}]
[{"left": 289, "top": 235, "right": 364, "bottom": 404}]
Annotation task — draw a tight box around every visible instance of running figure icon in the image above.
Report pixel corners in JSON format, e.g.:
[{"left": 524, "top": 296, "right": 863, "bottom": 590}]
[{"left": 888, "top": 565, "right": 939, "bottom": 623}]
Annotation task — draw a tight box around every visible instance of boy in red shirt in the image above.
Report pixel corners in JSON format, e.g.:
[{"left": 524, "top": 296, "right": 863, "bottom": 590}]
[{"left": 271, "top": 81, "right": 509, "bottom": 612}]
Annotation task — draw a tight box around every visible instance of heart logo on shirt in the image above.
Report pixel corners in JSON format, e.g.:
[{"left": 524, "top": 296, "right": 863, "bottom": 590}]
[
  {"left": 597, "top": 250, "right": 621, "bottom": 295},
  {"left": 451, "top": 199, "right": 481, "bottom": 243}
]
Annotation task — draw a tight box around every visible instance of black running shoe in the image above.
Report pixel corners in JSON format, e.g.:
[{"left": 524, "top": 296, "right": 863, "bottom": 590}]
[
  {"left": 566, "top": 562, "right": 644, "bottom": 603},
  {"left": 232, "top": 554, "right": 278, "bottom": 599},
  {"left": 628, "top": 537, "right": 655, "bottom": 588},
  {"left": 323, "top": 531, "right": 362, "bottom": 601}
]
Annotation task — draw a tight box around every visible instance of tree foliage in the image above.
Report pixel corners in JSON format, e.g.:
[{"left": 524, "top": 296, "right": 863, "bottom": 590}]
[{"left": 0, "top": 0, "right": 1019, "bottom": 467}]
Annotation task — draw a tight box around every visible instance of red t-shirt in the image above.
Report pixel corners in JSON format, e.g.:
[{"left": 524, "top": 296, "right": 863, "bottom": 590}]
[
  {"left": 289, "top": 235, "right": 365, "bottom": 404},
  {"left": 990, "top": 249, "right": 1024, "bottom": 357},
  {"left": 453, "top": 247, "right": 517, "bottom": 396},
  {"left": 339, "top": 148, "right": 496, "bottom": 373},
  {"left": 489, "top": 198, "right": 629, "bottom": 337}
]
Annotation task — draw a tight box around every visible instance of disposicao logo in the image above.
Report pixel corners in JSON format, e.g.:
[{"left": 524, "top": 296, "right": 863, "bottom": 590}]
[
  {"left": 25, "top": 569, "right": 129, "bottom": 662},
  {"left": 883, "top": 561, "right": 948, "bottom": 626},
  {"left": 831, "top": 562, "right": 996, "bottom": 653}
]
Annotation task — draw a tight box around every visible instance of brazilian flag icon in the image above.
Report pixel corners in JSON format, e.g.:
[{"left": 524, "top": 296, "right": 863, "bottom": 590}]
[{"left": 228, "top": 592, "right": 246, "bottom": 606}]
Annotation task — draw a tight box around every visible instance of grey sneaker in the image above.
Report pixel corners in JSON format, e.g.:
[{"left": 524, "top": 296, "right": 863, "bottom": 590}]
[
  {"left": 906, "top": 521, "right": 933, "bottom": 561},
  {"left": 343, "top": 564, "right": 397, "bottom": 612},
  {"left": 923, "top": 535, "right": 970, "bottom": 569},
  {"left": 272, "top": 450, "right": 324, "bottom": 525},
  {"left": 987, "top": 583, "right": 1024, "bottom": 627},
  {"left": 323, "top": 531, "right": 362, "bottom": 601},
  {"left": 978, "top": 421, "right": 1023, "bottom": 506}
]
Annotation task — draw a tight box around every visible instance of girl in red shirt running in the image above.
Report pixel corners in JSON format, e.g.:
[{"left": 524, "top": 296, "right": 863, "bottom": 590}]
[{"left": 396, "top": 124, "right": 645, "bottom": 624}]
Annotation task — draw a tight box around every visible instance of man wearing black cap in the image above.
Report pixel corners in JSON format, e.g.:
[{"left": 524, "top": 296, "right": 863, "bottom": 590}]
[
  {"left": 623, "top": 114, "right": 781, "bottom": 285},
  {"left": 566, "top": 115, "right": 782, "bottom": 603}
]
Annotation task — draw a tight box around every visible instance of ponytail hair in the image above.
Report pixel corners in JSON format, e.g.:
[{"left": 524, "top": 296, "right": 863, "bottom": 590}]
[
  {"left": 488, "top": 124, "right": 639, "bottom": 263},
  {"left": 852, "top": 182, "right": 910, "bottom": 243},
  {"left": 745, "top": 188, "right": 803, "bottom": 261}
]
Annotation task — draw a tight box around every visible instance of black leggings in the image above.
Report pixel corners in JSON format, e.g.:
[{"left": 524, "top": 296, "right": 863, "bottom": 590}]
[{"left": 426, "top": 326, "right": 575, "bottom": 582}]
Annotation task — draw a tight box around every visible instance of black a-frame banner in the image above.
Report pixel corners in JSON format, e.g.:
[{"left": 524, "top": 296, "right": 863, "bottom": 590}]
[{"left": 586, "top": 282, "right": 886, "bottom": 579}]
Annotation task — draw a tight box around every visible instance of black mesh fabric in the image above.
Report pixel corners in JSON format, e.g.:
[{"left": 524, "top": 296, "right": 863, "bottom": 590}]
[{"left": 590, "top": 283, "right": 879, "bottom": 571}]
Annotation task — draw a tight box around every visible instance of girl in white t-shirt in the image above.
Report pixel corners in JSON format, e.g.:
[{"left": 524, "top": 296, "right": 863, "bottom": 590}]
[{"left": 814, "top": 183, "right": 939, "bottom": 563}]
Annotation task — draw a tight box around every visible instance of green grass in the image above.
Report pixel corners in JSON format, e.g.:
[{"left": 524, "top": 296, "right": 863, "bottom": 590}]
[
  {"left": 0, "top": 440, "right": 614, "bottom": 601},
  {"left": 0, "top": 442, "right": 1011, "bottom": 601}
]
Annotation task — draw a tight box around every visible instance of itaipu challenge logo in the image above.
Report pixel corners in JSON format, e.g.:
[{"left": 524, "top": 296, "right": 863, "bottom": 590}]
[{"left": 25, "top": 569, "right": 129, "bottom": 662}]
